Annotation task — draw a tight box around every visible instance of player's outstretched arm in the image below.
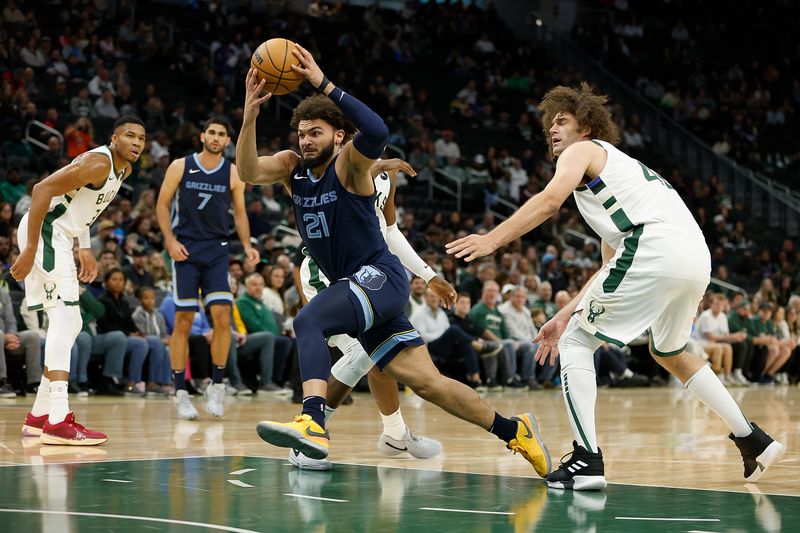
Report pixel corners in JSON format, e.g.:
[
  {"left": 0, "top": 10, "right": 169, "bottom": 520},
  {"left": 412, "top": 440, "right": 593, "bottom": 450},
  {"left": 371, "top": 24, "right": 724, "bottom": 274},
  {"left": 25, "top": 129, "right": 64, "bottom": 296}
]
[
  {"left": 290, "top": 43, "right": 388, "bottom": 194},
  {"left": 236, "top": 69, "right": 298, "bottom": 186},
  {"left": 446, "top": 141, "right": 598, "bottom": 262},
  {"left": 379, "top": 164, "right": 456, "bottom": 308},
  {"left": 534, "top": 239, "right": 616, "bottom": 366},
  {"left": 10, "top": 153, "right": 111, "bottom": 281}
]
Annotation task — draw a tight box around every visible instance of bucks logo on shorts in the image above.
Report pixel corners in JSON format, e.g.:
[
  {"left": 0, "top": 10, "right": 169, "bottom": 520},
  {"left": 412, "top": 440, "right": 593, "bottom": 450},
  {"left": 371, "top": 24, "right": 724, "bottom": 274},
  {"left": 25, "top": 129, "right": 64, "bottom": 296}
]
[
  {"left": 354, "top": 265, "right": 387, "bottom": 291},
  {"left": 587, "top": 299, "right": 606, "bottom": 323},
  {"left": 44, "top": 282, "right": 57, "bottom": 301}
]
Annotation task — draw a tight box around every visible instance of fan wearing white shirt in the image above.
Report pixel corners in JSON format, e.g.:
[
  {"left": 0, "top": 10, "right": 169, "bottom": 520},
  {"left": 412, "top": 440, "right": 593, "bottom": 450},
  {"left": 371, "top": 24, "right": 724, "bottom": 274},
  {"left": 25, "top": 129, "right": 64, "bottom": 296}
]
[{"left": 695, "top": 294, "right": 747, "bottom": 385}]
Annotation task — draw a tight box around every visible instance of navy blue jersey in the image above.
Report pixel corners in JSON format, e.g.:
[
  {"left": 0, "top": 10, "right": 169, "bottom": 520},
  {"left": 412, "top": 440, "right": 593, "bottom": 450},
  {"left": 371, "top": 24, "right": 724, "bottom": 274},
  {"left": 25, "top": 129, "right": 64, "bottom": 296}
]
[
  {"left": 172, "top": 153, "right": 232, "bottom": 241},
  {"left": 291, "top": 156, "right": 389, "bottom": 281}
]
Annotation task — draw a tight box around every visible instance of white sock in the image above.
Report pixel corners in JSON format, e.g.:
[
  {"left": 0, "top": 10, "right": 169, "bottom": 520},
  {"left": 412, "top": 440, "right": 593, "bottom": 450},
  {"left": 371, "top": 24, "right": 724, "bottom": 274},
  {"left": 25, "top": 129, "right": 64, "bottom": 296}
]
[
  {"left": 621, "top": 368, "right": 633, "bottom": 379},
  {"left": 558, "top": 318, "right": 602, "bottom": 453},
  {"left": 31, "top": 375, "right": 51, "bottom": 417},
  {"left": 48, "top": 381, "right": 70, "bottom": 425},
  {"left": 324, "top": 405, "right": 336, "bottom": 424},
  {"left": 380, "top": 408, "right": 406, "bottom": 440},
  {"left": 685, "top": 365, "right": 752, "bottom": 437},
  {"left": 562, "top": 368, "right": 598, "bottom": 452}
]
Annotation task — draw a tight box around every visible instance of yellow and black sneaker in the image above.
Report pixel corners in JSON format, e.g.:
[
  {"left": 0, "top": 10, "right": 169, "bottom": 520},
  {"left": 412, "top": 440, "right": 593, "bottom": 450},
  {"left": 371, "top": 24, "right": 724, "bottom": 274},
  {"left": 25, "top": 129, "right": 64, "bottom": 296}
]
[
  {"left": 508, "top": 412, "right": 551, "bottom": 477},
  {"left": 256, "top": 414, "right": 330, "bottom": 460}
]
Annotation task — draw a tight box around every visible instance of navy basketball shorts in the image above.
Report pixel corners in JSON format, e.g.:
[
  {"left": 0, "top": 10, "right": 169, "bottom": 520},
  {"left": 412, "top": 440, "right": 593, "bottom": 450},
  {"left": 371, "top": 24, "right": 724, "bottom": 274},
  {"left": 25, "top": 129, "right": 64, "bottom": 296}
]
[
  {"left": 346, "top": 257, "right": 424, "bottom": 369},
  {"left": 172, "top": 239, "right": 232, "bottom": 311}
]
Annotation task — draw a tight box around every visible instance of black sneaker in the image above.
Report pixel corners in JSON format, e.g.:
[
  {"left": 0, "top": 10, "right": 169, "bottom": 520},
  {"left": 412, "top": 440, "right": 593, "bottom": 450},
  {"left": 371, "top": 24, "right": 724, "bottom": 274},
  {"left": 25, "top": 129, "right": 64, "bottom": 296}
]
[
  {"left": 729, "top": 422, "right": 785, "bottom": 482},
  {"left": 546, "top": 441, "right": 607, "bottom": 491},
  {"left": 0, "top": 379, "right": 16, "bottom": 398},
  {"left": 506, "top": 376, "right": 525, "bottom": 389},
  {"left": 485, "top": 378, "right": 503, "bottom": 391},
  {"left": 68, "top": 381, "right": 81, "bottom": 394}
]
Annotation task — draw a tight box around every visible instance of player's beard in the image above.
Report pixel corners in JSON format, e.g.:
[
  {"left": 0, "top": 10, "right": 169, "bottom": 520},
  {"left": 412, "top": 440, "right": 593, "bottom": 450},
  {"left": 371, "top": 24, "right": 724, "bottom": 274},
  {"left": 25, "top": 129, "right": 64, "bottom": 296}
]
[
  {"left": 302, "top": 140, "right": 335, "bottom": 169},
  {"left": 203, "top": 141, "right": 224, "bottom": 155}
]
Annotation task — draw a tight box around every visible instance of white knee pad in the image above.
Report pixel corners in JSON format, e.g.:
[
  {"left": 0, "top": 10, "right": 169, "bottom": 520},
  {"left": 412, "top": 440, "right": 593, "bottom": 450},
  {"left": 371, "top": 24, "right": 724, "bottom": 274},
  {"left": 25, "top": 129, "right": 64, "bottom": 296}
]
[
  {"left": 330, "top": 334, "right": 373, "bottom": 388},
  {"left": 44, "top": 301, "right": 83, "bottom": 372},
  {"left": 557, "top": 316, "right": 603, "bottom": 374}
]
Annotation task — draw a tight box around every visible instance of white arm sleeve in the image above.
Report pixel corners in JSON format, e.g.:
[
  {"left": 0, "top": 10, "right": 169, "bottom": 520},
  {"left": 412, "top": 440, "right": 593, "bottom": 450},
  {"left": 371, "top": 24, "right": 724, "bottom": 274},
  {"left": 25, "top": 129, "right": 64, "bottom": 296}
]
[
  {"left": 385, "top": 223, "right": 436, "bottom": 282},
  {"left": 78, "top": 228, "right": 91, "bottom": 249}
]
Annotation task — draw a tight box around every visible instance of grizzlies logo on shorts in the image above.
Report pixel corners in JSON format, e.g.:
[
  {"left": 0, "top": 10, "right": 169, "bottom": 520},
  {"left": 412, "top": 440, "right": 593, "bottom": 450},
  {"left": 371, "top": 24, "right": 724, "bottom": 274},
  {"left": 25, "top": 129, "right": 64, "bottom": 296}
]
[{"left": 353, "top": 265, "right": 387, "bottom": 291}]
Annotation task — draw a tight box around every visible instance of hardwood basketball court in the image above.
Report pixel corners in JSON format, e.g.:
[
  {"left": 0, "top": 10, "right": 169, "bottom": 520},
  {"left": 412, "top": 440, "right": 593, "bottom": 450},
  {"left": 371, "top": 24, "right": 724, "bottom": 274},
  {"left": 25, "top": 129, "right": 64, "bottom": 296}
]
[{"left": 1, "top": 387, "right": 798, "bottom": 531}]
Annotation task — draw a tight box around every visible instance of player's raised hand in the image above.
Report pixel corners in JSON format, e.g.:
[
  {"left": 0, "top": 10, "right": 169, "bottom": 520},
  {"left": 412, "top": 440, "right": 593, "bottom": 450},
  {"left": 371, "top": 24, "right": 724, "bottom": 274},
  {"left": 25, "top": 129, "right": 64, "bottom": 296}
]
[
  {"left": 78, "top": 249, "right": 98, "bottom": 283},
  {"left": 427, "top": 276, "right": 457, "bottom": 309},
  {"left": 445, "top": 233, "right": 499, "bottom": 262},
  {"left": 533, "top": 313, "right": 569, "bottom": 367},
  {"left": 243, "top": 68, "right": 272, "bottom": 121},
  {"left": 372, "top": 158, "right": 417, "bottom": 177},
  {"left": 10, "top": 246, "right": 35, "bottom": 281},
  {"left": 290, "top": 44, "right": 325, "bottom": 89}
]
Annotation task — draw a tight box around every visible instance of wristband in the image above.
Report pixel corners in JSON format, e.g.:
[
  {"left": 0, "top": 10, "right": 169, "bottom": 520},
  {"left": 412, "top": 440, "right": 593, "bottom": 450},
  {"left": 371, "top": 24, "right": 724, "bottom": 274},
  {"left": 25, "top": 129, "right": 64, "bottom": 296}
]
[{"left": 316, "top": 75, "right": 331, "bottom": 92}]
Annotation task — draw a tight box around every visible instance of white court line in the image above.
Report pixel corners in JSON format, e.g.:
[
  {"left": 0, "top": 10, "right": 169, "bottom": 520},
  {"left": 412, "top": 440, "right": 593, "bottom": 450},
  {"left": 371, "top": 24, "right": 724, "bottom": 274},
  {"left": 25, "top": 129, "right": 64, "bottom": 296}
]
[
  {"left": 421, "top": 507, "right": 514, "bottom": 516},
  {"left": 615, "top": 517, "right": 720, "bottom": 522},
  {"left": 227, "top": 480, "right": 254, "bottom": 488},
  {"left": 229, "top": 468, "right": 256, "bottom": 475},
  {"left": 688, "top": 530, "right": 719, "bottom": 533},
  {"left": 240, "top": 455, "right": 800, "bottom": 498},
  {"left": 101, "top": 479, "right": 132, "bottom": 483},
  {"left": 0, "top": 454, "right": 235, "bottom": 468},
  {"left": 284, "top": 493, "right": 348, "bottom": 503},
  {"left": 0, "top": 509, "right": 260, "bottom": 533}
]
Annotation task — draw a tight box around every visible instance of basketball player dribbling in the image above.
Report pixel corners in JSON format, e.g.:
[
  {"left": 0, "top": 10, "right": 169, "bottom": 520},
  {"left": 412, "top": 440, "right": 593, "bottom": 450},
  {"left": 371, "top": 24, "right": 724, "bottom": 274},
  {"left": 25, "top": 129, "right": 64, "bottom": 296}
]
[
  {"left": 12, "top": 116, "right": 146, "bottom": 445},
  {"left": 156, "top": 116, "right": 260, "bottom": 420},
  {"left": 236, "top": 43, "right": 551, "bottom": 477},
  {"left": 447, "top": 83, "right": 784, "bottom": 490},
  {"left": 291, "top": 157, "right": 447, "bottom": 470}
]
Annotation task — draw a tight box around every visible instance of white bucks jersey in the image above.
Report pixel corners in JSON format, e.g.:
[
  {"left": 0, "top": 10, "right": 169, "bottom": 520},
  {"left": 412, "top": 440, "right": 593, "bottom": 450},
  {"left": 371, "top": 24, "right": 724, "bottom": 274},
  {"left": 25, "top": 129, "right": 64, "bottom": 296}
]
[
  {"left": 574, "top": 140, "right": 710, "bottom": 281},
  {"left": 48, "top": 145, "right": 124, "bottom": 238},
  {"left": 373, "top": 170, "right": 391, "bottom": 235}
]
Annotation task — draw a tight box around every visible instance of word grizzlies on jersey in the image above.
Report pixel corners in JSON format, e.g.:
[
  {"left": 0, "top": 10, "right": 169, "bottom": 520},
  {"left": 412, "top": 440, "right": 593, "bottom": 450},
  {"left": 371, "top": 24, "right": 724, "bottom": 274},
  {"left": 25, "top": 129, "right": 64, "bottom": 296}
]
[{"left": 292, "top": 190, "right": 338, "bottom": 208}]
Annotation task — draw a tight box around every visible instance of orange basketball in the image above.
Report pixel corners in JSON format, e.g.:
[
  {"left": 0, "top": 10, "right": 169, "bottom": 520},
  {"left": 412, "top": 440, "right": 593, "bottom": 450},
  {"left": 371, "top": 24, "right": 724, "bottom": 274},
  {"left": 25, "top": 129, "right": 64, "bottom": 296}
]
[{"left": 250, "top": 38, "right": 304, "bottom": 95}]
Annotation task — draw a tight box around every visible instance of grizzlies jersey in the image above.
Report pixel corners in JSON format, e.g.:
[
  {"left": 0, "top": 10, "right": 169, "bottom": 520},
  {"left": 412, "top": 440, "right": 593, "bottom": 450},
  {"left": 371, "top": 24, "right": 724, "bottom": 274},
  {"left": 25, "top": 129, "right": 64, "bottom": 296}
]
[
  {"left": 48, "top": 145, "right": 124, "bottom": 238},
  {"left": 172, "top": 153, "right": 232, "bottom": 241},
  {"left": 291, "top": 155, "right": 390, "bottom": 282}
]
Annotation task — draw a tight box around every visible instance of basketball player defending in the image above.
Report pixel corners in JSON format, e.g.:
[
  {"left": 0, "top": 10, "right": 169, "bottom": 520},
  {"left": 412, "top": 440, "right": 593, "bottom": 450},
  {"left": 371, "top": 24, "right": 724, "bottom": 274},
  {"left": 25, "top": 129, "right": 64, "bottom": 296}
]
[
  {"left": 291, "top": 158, "right": 447, "bottom": 470},
  {"left": 12, "top": 116, "right": 146, "bottom": 445},
  {"left": 236, "top": 44, "right": 550, "bottom": 477},
  {"left": 447, "top": 83, "right": 784, "bottom": 490},
  {"left": 157, "top": 117, "right": 259, "bottom": 419}
]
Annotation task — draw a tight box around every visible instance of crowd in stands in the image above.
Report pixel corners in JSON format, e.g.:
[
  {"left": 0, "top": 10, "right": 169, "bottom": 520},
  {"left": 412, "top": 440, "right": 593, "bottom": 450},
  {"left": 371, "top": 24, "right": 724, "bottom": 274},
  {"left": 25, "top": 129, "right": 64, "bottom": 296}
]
[
  {"left": 572, "top": 0, "right": 800, "bottom": 182},
  {"left": 0, "top": 1, "right": 798, "bottom": 397}
]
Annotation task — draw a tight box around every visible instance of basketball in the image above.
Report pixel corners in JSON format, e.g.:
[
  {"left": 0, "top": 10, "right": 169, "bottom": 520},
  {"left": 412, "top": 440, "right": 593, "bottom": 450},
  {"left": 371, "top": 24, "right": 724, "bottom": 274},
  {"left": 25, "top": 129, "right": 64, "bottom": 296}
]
[{"left": 250, "top": 38, "right": 304, "bottom": 95}]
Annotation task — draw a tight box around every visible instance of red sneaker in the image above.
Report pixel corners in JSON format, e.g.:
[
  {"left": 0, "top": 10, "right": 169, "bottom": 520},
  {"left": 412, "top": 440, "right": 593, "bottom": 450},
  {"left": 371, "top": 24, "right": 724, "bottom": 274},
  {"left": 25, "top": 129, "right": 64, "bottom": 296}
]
[
  {"left": 40, "top": 412, "right": 108, "bottom": 446},
  {"left": 22, "top": 412, "right": 48, "bottom": 437}
]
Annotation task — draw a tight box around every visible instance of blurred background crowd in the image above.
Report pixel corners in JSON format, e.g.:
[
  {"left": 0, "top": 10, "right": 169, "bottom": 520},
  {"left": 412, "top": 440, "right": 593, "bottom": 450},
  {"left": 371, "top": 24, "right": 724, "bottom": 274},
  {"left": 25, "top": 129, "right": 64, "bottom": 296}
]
[{"left": 0, "top": 0, "right": 798, "bottom": 399}]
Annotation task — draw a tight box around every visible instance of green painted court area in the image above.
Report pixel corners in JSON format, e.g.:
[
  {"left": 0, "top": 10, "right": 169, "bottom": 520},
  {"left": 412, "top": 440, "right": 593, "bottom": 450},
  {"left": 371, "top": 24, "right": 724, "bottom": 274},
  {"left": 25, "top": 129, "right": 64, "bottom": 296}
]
[{"left": 1, "top": 456, "right": 797, "bottom": 532}]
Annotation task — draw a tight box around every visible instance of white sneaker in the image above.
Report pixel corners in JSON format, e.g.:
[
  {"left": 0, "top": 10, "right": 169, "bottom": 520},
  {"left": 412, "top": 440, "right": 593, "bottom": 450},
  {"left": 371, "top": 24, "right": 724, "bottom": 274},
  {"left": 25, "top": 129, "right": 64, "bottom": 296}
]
[
  {"left": 204, "top": 383, "right": 226, "bottom": 417},
  {"left": 174, "top": 389, "right": 199, "bottom": 420},
  {"left": 378, "top": 427, "right": 443, "bottom": 459},
  {"left": 731, "top": 370, "right": 747, "bottom": 386},
  {"left": 288, "top": 448, "right": 332, "bottom": 471}
]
